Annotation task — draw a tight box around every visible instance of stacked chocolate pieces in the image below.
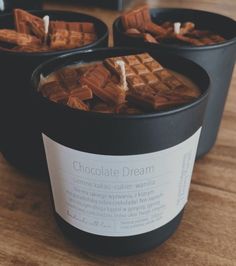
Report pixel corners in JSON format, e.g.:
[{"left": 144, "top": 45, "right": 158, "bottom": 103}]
[
  {"left": 39, "top": 53, "right": 200, "bottom": 114},
  {"left": 121, "top": 5, "right": 225, "bottom": 46},
  {"left": 0, "top": 9, "right": 97, "bottom": 52}
]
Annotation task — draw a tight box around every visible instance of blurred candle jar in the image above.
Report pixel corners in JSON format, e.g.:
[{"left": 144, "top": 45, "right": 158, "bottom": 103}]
[{"left": 0, "top": 0, "right": 42, "bottom": 13}]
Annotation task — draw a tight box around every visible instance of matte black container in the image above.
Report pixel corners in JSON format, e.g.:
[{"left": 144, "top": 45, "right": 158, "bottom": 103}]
[
  {"left": 31, "top": 48, "right": 210, "bottom": 256},
  {"left": 0, "top": 10, "right": 108, "bottom": 174},
  {"left": 113, "top": 8, "right": 236, "bottom": 158}
]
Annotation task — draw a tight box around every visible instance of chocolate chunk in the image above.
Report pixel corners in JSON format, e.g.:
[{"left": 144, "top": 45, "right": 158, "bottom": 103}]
[
  {"left": 40, "top": 81, "right": 68, "bottom": 103},
  {"left": 67, "top": 96, "right": 89, "bottom": 111},
  {"left": 0, "top": 29, "right": 41, "bottom": 46},
  {"left": 14, "top": 9, "right": 45, "bottom": 40},
  {"left": 141, "top": 72, "right": 159, "bottom": 84},
  {"left": 163, "top": 76, "right": 183, "bottom": 89},
  {"left": 145, "top": 60, "right": 163, "bottom": 72},
  {"left": 50, "top": 21, "right": 96, "bottom": 34},
  {"left": 156, "top": 69, "right": 173, "bottom": 81},
  {"left": 40, "top": 53, "right": 200, "bottom": 114},
  {"left": 50, "top": 29, "right": 96, "bottom": 50},
  {"left": 121, "top": 5, "right": 151, "bottom": 31},
  {"left": 175, "top": 34, "right": 204, "bottom": 46},
  {"left": 81, "top": 65, "right": 126, "bottom": 105},
  {"left": 55, "top": 67, "right": 78, "bottom": 91},
  {"left": 123, "top": 55, "right": 140, "bottom": 66},
  {"left": 127, "top": 75, "right": 145, "bottom": 88},
  {"left": 132, "top": 63, "right": 149, "bottom": 75},
  {"left": 69, "top": 85, "right": 93, "bottom": 100},
  {"left": 136, "top": 53, "right": 154, "bottom": 63},
  {"left": 120, "top": 6, "right": 225, "bottom": 46}
]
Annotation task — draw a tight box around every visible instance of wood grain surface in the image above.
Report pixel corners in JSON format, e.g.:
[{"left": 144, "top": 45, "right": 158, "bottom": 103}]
[{"left": 0, "top": 0, "right": 236, "bottom": 265}]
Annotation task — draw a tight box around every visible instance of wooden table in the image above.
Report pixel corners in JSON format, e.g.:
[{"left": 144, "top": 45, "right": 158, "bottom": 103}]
[{"left": 0, "top": 1, "right": 236, "bottom": 265}]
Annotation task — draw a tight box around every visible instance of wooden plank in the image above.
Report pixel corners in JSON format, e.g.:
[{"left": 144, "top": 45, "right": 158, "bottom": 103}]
[{"left": 0, "top": 155, "right": 235, "bottom": 265}]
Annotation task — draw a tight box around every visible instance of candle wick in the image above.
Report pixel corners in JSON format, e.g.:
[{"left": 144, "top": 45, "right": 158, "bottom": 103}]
[
  {"left": 43, "top": 15, "right": 50, "bottom": 44},
  {"left": 174, "top": 22, "right": 181, "bottom": 34},
  {"left": 116, "top": 60, "right": 128, "bottom": 91}
]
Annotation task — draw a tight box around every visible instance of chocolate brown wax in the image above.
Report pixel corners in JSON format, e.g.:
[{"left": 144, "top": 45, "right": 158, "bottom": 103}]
[{"left": 39, "top": 53, "right": 201, "bottom": 114}]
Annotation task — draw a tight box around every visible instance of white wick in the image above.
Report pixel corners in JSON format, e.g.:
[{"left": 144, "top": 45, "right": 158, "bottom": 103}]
[
  {"left": 43, "top": 15, "right": 50, "bottom": 36},
  {"left": 116, "top": 60, "right": 128, "bottom": 91},
  {"left": 174, "top": 22, "right": 181, "bottom": 34},
  {"left": 0, "top": 0, "right": 5, "bottom": 11},
  {"left": 38, "top": 74, "right": 46, "bottom": 90}
]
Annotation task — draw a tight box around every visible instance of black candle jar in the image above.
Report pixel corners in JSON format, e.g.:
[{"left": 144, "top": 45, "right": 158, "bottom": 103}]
[
  {"left": 31, "top": 48, "right": 210, "bottom": 256},
  {"left": 0, "top": 10, "right": 108, "bottom": 175},
  {"left": 113, "top": 8, "right": 236, "bottom": 158}
]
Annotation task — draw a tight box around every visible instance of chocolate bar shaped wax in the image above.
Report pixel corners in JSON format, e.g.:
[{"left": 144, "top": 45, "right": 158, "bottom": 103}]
[
  {"left": 40, "top": 67, "right": 93, "bottom": 110},
  {"left": 121, "top": 6, "right": 226, "bottom": 46},
  {"left": 105, "top": 53, "right": 199, "bottom": 110},
  {"left": 14, "top": 9, "right": 45, "bottom": 40},
  {"left": 121, "top": 5, "right": 151, "bottom": 31},
  {"left": 50, "top": 20, "right": 97, "bottom": 49},
  {"left": 50, "top": 30, "right": 97, "bottom": 50},
  {"left": 0, "top": 9, "right": 98, "bottom": 52},
  {"left": 0, "top": 29, "right": 41, "bottom": 47},
  {"left": 80, "top": 64, "right": 126, "bottom": 105},
  {"left": 39, "top": 53, "right": 200, "bottom": 114},
  {"left": 50, "top": 21, "right": 96, "bottom": 34}
]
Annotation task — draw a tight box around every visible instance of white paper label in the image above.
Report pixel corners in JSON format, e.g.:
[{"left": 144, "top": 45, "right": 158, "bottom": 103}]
[{"left": 43, "top": 128, "right": 201, "bottom": 237}]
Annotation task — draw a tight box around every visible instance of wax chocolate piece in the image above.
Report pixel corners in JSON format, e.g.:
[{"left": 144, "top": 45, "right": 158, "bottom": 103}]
[
  {"left": 50, "top": 29, "right": 97, "bottom": 50},
  {"left": 105, "top": 53, "right": 199, "bottom": 110},
  {"left": 40, "top": 81, "right": 69, "bottom": 103},
  {"left": 127, "top": 88, "right": 195, "bottom": 110},
  {"left": 81, "top": 64, "right": 111, "bottom": 88},
  {"left": 105, "top": 58, "right": 138, "bottom": 77},
  {"left": 156, "top": 69, "right": 173, "bottom": 81},
  {"left": 121, "top": 5, "right": 151, "bottom": 31},
  {"left": 141, "top": 72, "right": 159, "bottom": 84},
  {"left": 81, "top": 65, "right": 126, "bottom": 105},
  {"left": 67, "top": 96, "right": 89, "bottom": 111},
  {"left": 55, "top": 67, "right": 78, "bottom": 91},
  {"left": 0, "top": 29, "right": 41, "bottom": 46},
  {"left": 40, "top": 53, "right": 200, "bottom": 113},
  {"left": 50, "top": 21, "right": 96, "bottom": 34},
  {"left": 47, "top": 67, "right": 93, "bottom": 101},
  {"left": 175, "top": 34, "right": 204, "bottom": 46},
  {"left": 0, "top": 9, "right": 98, "bottom": 52},
  {"left": 14, "top": 9, "right": 45, "bottom": 40},
  {"left": 69, "top": 85, "right": 93, "bottom": 101},
  {"left": 120, "top": 6, "right": 225, "bottom": 46},
  {"left": 14, "top": 9, "right": 30, "bottom": 34}
]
